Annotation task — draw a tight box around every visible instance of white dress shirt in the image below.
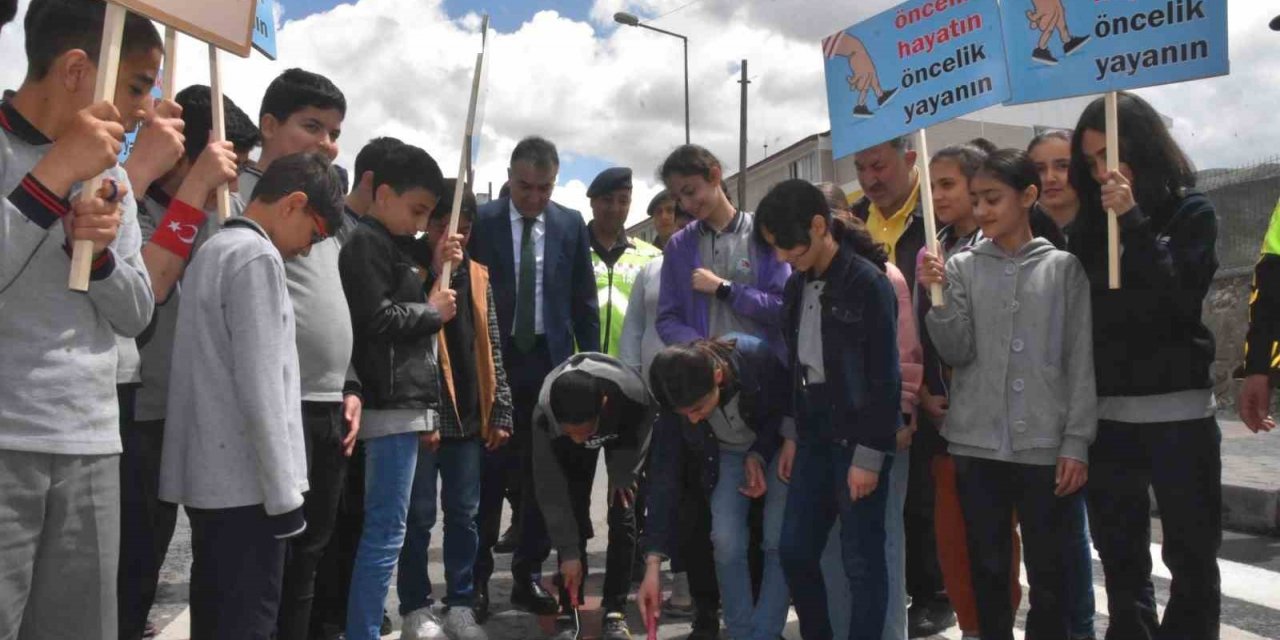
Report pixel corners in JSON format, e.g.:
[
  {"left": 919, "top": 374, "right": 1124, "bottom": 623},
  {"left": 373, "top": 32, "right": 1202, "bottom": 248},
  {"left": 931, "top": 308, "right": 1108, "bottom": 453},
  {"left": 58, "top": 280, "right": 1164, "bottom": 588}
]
[{"left": 509, "top": 201, "right": 546, "bottom": 335}]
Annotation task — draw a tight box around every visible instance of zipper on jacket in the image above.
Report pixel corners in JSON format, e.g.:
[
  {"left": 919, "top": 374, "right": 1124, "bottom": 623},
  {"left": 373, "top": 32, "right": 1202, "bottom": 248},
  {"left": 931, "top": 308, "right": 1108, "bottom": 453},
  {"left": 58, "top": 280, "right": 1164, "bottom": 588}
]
[
  {"left": 388, "top": 343, "right": 395, "bottom": 393},
  {"left": 603, "top": 266, "right": 615, "bottom": 353}
]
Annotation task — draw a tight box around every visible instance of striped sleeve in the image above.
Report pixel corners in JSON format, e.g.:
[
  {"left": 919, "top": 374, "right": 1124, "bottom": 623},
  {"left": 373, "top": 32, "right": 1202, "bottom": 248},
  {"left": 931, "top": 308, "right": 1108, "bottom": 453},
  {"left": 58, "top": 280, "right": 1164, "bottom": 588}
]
[{"left": 1, "top": 173, "right": 70, "bottom": 289}]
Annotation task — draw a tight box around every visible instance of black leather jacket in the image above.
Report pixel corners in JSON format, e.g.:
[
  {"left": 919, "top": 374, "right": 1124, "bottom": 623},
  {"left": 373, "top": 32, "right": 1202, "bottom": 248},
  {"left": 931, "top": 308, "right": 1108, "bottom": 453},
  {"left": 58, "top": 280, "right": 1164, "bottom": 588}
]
[{"left": 338, "top": 217, "right": 442, "bottom": 411}]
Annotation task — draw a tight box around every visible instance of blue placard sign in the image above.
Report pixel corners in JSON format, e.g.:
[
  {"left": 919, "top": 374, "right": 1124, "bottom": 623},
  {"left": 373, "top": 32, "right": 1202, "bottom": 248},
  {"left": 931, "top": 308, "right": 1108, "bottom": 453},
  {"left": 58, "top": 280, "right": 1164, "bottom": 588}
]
[
  {"left": 823, "top": 0, "right": 1012, "bottom": 158},
  {"left": 253, "top": 0, "right": 278, "bottom": 60},
  {"left": 999, "top": 0, "right": 1228, "bottom": 105}
]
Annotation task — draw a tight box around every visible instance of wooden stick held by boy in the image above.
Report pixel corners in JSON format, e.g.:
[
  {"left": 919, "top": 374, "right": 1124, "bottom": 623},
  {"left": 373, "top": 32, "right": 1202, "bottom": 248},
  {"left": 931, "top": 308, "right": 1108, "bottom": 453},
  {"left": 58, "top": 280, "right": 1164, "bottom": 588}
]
[
  {"left": 439, "top": 14, "right": 490, "bottom": 285},
  {"left": 69, "top": 3, "right": 128, "bottom": 291}
]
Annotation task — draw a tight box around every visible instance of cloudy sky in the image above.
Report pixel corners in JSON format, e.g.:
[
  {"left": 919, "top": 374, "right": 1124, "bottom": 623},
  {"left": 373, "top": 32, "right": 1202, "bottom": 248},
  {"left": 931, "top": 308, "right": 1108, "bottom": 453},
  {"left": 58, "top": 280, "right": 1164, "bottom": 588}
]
[{"left": 1, "top": 0, "right": 1275, "bottom": 225}]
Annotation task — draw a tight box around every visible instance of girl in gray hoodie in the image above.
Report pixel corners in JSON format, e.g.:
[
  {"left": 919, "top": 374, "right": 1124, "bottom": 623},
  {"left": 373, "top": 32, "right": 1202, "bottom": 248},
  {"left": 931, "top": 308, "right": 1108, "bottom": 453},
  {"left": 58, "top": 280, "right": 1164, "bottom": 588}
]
[{"left": 919, "top": 149, "right": 1096, "bottom": 640}]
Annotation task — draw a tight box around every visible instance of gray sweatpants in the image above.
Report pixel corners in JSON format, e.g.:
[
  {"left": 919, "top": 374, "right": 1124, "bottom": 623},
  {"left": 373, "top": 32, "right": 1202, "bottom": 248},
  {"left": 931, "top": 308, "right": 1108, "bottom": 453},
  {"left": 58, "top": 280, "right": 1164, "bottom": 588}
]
[{"left": 0, "top": 449, "right": 120, "bottom": 640}]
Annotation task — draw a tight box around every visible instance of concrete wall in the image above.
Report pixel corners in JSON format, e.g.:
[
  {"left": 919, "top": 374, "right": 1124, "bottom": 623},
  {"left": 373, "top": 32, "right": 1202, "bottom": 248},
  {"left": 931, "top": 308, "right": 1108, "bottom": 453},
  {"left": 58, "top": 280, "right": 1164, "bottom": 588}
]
[{"left": 1207, "top": 270, "right": 1253, "bottom": 413}]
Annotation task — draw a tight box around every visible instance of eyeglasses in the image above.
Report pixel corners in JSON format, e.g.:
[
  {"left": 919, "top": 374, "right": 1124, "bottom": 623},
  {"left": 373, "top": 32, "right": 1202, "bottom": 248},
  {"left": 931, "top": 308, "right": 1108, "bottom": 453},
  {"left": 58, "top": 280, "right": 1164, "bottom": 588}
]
[{"left": 308, "top": 210, "right": 330, "bottom": 245}]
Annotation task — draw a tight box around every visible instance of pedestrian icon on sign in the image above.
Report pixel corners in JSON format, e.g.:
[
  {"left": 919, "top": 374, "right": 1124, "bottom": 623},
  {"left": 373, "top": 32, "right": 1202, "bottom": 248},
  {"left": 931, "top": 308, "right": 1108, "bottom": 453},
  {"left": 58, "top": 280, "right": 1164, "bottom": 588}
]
[
  {"left": 1026, "top": 0, "right": 1090, "bottom": 65},
  {"left": 823, "top": 31, "right": 899, "bottom": 118}
]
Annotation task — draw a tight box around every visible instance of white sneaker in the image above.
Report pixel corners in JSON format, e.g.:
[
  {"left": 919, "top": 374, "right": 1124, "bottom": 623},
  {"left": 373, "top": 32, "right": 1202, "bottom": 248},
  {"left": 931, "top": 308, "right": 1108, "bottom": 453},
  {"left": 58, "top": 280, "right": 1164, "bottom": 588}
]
[
  {"left": 401, "top": 607, "right": 447, "bottom": 640},
  {"left": 442, "top": 607, "right": 488, "bottom": 640}
]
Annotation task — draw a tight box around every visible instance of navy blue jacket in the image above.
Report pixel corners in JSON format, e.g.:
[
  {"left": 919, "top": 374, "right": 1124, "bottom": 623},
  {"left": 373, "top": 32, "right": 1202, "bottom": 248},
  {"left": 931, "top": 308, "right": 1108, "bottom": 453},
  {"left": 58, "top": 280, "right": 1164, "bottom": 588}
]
[
  {"left": 641, "top": 334, "right": 787, "bottom": 559},
  {"left": 1069, "top": 192, "right": 1217, "bottom": 396},
  {"left": 782, "top": 236, "right": 901, "bottom": 460},
  {"left": 468, "top": 197, "right": 600, "bottom": 364}
]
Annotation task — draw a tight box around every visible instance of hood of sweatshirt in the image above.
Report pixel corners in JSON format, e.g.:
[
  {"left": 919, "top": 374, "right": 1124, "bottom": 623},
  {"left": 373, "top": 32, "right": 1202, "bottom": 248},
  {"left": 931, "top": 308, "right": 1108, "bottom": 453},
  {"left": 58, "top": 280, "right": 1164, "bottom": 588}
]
[
  {"left": 970, "top": 236, "right": 1057, "bottom": 263},
  {"left": 537, "top": 352, "right": 652, "bottom": 438}
]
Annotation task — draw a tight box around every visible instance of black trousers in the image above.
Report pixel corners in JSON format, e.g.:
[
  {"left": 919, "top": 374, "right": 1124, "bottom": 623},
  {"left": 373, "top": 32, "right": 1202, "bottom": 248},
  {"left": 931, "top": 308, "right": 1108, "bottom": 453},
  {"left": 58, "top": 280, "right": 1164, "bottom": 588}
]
[
  {"left": 1087, "top": 417, "right": 1222, "bottom": 640},
  {"left": 118, "top": 391, "right": 179, "bottom": 640},
  {"left": 494, "top": 337, "right": 554, "bottom": 585},
  {"left": 475, "top": 340, "right": 540, "bottom": 586},
  {"left": 671, "top": 446, "right": 721, "bottom": 612},
  {"left": 905, "top": 425, "right": 947, "bottom": 606},
  {"left": 188, "top": 505, "right": 288, "bottom": 640},
  {"left": 527, "top": 439, "right": 637, "bottom": 614},
  {"left": 276, "top": 402, "right": 351, "bottom": 640},
  {"left": 310, "top": 441, "right": 367, "bottom": 634},
  {"left": 954, "top": 456, "right": 1070, "bottom": 640}
]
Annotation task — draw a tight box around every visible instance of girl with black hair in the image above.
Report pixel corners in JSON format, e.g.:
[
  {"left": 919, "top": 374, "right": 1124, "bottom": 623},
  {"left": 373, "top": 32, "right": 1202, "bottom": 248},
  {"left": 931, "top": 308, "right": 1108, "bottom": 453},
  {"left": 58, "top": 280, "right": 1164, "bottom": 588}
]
[
  {"left": 1028, "top": 130, "right": 1081, "bottom": 234},
  {"left": 1029, "top": 129, "right": 1099, "bottom": 640},
  {"left": 637, "top": 334, "right": 792, "bottom": 640},
  {"left": 756, "top": 178, "right": 903, "bottom": 640},
  {"left": 919, "top": 149, "right": 1096, "bottom": 640},
  {"left": 916, "top": 144, "right": 1023, "bottom": 640},
  {"left": 805, "top": 213, "right": 922, "bottom": 640},
  {"left": 1068, "top": 91, "right": 1225, "bottom": 638}
]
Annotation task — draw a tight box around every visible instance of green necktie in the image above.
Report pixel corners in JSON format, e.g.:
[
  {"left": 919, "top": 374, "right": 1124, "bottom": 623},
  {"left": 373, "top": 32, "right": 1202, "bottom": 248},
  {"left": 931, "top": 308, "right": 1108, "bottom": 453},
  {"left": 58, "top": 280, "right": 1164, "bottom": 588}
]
[{"left": 514, "top": 216, "right": 536, "bottom": 353}]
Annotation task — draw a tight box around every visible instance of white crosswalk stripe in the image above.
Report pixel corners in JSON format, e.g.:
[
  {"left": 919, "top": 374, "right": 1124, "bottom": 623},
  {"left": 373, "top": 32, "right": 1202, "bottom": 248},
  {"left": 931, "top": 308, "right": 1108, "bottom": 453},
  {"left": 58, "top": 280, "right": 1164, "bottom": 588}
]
[{"left": 157, "top": 537, "right": 1280, "bottom": 639}]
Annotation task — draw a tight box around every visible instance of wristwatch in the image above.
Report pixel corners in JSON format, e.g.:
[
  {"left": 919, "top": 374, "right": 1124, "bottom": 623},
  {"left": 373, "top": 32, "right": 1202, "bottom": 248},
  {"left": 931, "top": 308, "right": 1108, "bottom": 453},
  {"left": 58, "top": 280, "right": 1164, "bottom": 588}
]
[{"left": 715, "top": 281, "right": 732, "bottom": 300}]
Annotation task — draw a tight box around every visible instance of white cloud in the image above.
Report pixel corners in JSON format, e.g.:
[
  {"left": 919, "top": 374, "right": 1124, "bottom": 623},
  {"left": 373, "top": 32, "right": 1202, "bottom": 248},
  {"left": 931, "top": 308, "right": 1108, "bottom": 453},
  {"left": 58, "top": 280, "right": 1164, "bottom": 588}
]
[{"left": 2, "top": 0, "right": 1276, "bottom": 225}]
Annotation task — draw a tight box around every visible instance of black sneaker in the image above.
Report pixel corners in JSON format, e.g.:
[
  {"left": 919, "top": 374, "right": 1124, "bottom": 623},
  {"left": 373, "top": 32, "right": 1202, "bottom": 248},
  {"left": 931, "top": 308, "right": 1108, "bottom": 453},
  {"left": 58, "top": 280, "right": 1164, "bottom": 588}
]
[
  {"left": 877, "top": 87, "right": 899, "bottom": 107},
  {"left": 852, "top": 104, "right": 874, "bottom": 118},
  {"left": 602, "top": 612, "right": 633, "bottom": 640},
  {"left": 314, "top": 622, "right": 346, "bottom": 640},
  {"left": 686, "top": 608, "right": 720, "bottom": 640},
  {"left": 661, "top": 597, "right": 696, "bottom": 619},
  {"left": 1063, "top": 35, "right": 1091, "bottom": 56},
  {"left": 1032, "top": 47, "right": 1059, "bottom": 65},
  {"left": 551, "top": 613, "right": 581, "bottom": 640},
  {"left": 907, "top": 600, "right": 957, "bottom": 638}
]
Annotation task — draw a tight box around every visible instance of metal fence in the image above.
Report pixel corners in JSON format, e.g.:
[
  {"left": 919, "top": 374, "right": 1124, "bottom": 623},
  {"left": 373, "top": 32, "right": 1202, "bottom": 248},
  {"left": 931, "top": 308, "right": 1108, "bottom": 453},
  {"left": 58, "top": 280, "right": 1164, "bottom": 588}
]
[{"left": 1199, "top": 158, "right": 1280, "bottom": 277}]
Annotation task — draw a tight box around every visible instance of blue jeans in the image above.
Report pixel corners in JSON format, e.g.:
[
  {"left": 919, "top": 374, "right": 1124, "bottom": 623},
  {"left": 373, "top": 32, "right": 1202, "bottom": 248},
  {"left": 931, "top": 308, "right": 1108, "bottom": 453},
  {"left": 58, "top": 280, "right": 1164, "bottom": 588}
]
[
  {"left": 781, "top": 435, "right": 894, "bottom": 640},
  {"left": 1067, "top": 490, "right": 1096, "bottom": 638},
  {"left": 710, "top": 451, "right": 790, "bottom": 640},
  {"left": 823, "top": 446, "right": 909, "bottom": 640},
  {"left": 346, "top": 432, "right": 420, "bottom": 640},
  {"left": 398, "top": 437, "right": 483, "bottom": 612}
]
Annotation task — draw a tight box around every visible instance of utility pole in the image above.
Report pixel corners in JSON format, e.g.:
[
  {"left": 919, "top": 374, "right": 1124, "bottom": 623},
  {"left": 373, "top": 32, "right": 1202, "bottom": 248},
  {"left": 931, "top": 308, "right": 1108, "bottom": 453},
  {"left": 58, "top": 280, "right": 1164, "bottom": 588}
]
[{"left": 737, "top": 59, "right": 749, "bottom": 210}]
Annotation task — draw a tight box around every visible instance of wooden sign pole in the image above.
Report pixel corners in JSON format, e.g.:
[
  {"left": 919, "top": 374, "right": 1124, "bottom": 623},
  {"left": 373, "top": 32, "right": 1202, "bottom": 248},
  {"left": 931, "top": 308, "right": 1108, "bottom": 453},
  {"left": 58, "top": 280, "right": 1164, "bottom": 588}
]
[
  {"left": 158, "top": 25, "right": 178, "bottom": 221},
  {"left": 69, "top": 3, "right": 128, "bottom": 291},
  {"left": 915, "top": 129, "right": 943, "bottom": 307},
  {"left": 162, "top": 26, "right": 178, "bottom": 101},
  {"left": 209, "top": 44, "right": 231, "bottom": 221},
  {"left": 439, "top": 17, "right": 490, "bottom": 285},
  {"left": 1105, "top": 91, "right": 1121, "bottom": 289}
]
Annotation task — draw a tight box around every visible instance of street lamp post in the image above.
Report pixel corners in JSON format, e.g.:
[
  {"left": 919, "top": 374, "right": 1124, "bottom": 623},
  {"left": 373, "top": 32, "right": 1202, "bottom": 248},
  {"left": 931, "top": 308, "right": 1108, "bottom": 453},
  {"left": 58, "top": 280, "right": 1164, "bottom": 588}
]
[{"left": 614, "top": 11, "right": 690, "bottom": 145}]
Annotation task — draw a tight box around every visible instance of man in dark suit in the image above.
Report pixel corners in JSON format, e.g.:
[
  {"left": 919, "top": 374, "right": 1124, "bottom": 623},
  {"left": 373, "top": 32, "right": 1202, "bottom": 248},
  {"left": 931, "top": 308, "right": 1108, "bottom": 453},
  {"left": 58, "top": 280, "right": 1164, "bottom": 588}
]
[{"left": 468, "top": 136, "right": 600, "bottom": 618}]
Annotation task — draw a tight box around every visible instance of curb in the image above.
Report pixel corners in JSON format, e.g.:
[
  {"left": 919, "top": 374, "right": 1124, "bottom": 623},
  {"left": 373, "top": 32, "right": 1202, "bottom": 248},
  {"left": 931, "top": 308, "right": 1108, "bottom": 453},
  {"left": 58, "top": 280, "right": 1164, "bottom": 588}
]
[{"left": 1222, "top": 483, "right": 1280, "bottom": 535}]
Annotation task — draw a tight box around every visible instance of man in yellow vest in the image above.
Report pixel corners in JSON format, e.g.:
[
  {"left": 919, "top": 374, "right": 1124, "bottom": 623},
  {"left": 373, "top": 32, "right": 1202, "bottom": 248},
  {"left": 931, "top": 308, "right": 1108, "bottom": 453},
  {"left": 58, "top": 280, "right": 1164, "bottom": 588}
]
[
  {"left": 587, "top": 167, "right": 662, "bottom": 356},
  {"left": 1239, "top": 195, "right": 1280, "bottom": 434}
]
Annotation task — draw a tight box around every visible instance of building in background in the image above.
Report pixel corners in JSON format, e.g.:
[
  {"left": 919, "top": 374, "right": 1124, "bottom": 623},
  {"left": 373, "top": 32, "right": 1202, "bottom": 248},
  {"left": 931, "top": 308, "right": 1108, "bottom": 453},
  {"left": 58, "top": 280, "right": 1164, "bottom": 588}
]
[{"left": 628, "top": 117, "right": 1061, "bottom": 243}]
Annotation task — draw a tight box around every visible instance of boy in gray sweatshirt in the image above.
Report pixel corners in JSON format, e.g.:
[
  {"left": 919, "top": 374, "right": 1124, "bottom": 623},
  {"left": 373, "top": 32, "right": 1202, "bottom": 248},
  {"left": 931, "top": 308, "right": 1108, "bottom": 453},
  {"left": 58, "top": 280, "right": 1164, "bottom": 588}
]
[
  {"left": 237, "top": 68, "right": 366, "bottom": 640},
  {"left": 531, "top": 353, "right": 655, "bottom": 640},
  {"left": 160, "top": 153, "right": 346, "bottom": 639},
  {"left": 119, "top": 85, "right": 258, "bottom": 640},
  {"left": 0, "top": 2, "right": 158, "bottom": 635}
]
